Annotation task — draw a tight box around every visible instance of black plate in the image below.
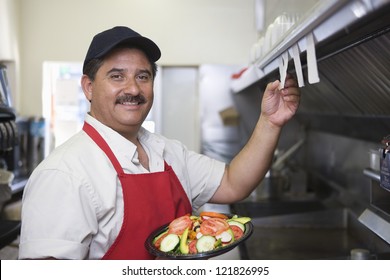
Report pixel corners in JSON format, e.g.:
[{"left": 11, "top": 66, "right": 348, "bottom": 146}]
[{"left": 144, "top": 215, "right": 253, "bottom": 259}]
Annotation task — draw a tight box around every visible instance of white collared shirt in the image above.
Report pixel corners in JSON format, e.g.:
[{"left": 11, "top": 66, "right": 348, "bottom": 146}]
[{"left": 19, "top": 114, "right": 225, "bottom": 259}]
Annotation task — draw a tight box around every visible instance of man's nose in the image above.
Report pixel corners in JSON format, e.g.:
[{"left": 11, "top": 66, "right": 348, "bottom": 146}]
[{"left": 124, "top": 77, "right": 140, "bottom": 94}]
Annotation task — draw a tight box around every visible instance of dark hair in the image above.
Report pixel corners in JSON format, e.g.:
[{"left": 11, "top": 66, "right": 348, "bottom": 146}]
[{"left": 83, "top": 46, "right": 158, "bottom": 81}]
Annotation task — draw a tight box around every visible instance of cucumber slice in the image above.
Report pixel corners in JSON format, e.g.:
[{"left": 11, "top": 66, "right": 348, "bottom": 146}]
[
  {"left": 160, "top": 233, "right": 180, "bottom": 252},
  {"left": 196, "top": 235, "right": 216, "bottom": 253},
  {"left": 229, "top": 216, "right": 251, "bottom": 224},
  {"left": 153, "top": 228, "right": 169, "bottom": 244},
  {"left": 216, "top": 230, "right": 233, "bottom": 243},
  {"left": 228, "top": 220, "right": 245, "bottom": 232}
]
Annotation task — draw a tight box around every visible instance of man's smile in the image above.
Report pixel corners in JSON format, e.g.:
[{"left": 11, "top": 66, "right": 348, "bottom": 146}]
[{"left": 115, "top": 94, "right": 146, "bottom": 105}]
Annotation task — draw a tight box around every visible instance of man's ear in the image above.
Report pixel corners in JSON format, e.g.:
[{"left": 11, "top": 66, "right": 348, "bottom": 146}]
[{"left": 81, "top": 75, "right": 93, "bottom": 102}]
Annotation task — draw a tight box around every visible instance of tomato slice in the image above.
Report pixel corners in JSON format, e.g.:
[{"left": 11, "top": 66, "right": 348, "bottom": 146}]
[
  {"left": 189, "top": 240, "right": 198, "bottom": 254},
  {"left": 230, "top": 225, "right": 244, "bottom": 240},
  {"left": 168, "top": 215, "right": 193, "bottom": 235},
  {"left": 200, "top": 217, "right": 230, "bottom": 236},
  {"left": 154, "top": 232, "right": 168, "bottom": 249},
  {"left": 200, "top": 211, "right": 228, "bottom": 220}
]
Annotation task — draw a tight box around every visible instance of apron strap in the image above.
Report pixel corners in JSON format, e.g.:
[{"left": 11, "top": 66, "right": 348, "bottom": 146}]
[{"left": 83, "top": 122, "right": 124, "bottom": 176}]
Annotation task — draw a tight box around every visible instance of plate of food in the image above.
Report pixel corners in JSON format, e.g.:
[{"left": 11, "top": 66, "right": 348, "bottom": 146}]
[{"left": 145, "top": 211, "right": 253, "bottom": 259}]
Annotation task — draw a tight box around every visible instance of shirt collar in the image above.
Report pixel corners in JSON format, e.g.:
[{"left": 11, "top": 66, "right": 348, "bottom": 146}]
[{"left": 84, "top": 114, "right": 165, "bottom": 172}]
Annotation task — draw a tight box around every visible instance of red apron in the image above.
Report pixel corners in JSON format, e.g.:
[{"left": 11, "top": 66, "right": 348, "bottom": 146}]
[{"left": 83, "top": 122, "right": 192, "bottom": 259}]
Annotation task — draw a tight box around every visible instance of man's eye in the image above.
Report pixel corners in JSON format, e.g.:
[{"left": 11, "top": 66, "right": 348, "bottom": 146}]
[
  {"left": 137, "top": 74, "right": 151, "bottom": 81},
  {"left": 110, "top": 74, "right": 124, "bottom": 80}
]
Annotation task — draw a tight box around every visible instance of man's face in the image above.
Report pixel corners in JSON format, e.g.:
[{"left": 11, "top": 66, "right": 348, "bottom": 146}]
[{"left": 84, "top": 48, "right": 154, "bottom": 136}]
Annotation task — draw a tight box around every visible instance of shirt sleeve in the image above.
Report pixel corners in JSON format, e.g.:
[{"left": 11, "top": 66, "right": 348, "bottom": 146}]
[
  {"left": 185, "top": 150, "right": 226, "bottom": 211},
  {"left": 19, "top": 169, "right": 98, "bottom": 259}
]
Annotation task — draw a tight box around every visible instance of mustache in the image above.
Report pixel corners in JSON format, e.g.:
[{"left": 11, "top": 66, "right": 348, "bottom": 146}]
[{"left": 115, "top": 94, "right": 146, "bottom": 104}]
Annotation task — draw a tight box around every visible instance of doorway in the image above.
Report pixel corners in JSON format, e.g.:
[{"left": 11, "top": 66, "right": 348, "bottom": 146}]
[{"left": 159, "top": 67, "right": 200, "bottom": 152}]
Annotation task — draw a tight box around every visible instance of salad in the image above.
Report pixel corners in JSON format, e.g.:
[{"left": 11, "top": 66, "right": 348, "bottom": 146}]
[{"left": 152, "top": 212, "right": 251, "bottom": 255}]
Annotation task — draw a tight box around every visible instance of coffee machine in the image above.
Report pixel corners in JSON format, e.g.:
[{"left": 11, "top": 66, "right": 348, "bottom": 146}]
[
  {"left": 0, "top": 64, "right": 27, "bottom": 199},
  {"left": 0, "top": 109, "right": 16, "bottom": 205},
  {"left": 6, "top": 116, "right": 45, "bottom": 181},
  {"left": 0, "top": 64, "right": 18, "bottom": 207},
  {"left": 0, "top": 64, "right": 23, "bottom": 250}
]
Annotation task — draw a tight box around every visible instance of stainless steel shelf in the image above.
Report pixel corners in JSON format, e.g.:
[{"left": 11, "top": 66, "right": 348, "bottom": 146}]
[{"left": 231, "top": 0, "right": 390, "bottom": 93}]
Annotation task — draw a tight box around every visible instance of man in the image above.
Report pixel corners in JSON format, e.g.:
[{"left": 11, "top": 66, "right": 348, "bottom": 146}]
[{"left": 19, "top": 26, "right": 300, "bottom": 259}]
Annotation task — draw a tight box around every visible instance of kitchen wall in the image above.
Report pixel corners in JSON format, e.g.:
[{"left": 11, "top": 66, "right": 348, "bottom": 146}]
[
  {"left": 15, "top": 0, "right": 257, "bottom": 117},
  {"left": 0, "top": 0, "right": 20, "bottom": 108}
]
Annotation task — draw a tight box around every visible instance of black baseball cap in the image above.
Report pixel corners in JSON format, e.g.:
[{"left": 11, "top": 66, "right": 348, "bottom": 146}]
[{"left": 82, "top": 26, "right": 161, "bottom": 73}]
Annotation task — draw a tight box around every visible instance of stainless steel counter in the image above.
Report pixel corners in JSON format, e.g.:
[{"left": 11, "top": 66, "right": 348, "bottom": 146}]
[
  {"left": 232, "top": 200, "right": 390, "bottom": 260},
  {"left": 241, "top": 226, "right": 361, "bottom": 260}
]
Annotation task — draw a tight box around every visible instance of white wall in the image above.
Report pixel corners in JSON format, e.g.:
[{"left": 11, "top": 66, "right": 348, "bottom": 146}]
[
  {"left": 16, "top": 0, "right": 257, "bottom": 117},
  {"left": 0, "top": 0, "right": 17, "bottom": 61},
  {"left": 0, "top": 0, "right": 20, "bottom": 107}
]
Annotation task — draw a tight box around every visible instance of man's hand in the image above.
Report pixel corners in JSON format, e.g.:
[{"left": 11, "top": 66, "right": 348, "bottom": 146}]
[{"left": 261, "top": 74, "right": 300, "bottom": 128}]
